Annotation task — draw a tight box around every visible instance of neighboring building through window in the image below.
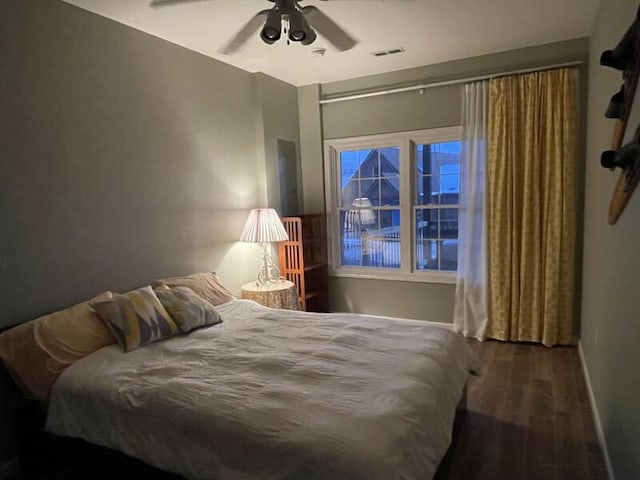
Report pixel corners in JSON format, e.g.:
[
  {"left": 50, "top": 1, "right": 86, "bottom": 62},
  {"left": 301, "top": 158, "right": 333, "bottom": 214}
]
[
  {"left": 415, "top": 141, "right": 460, "bottom": 272},
  {"left": 324, "top": 127, "right": 461, "bottom": 283}
]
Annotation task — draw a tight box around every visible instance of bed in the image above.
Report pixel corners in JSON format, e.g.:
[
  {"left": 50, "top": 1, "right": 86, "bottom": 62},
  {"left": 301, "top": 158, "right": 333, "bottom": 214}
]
[
  {"left": 42, "top": 299, "right": 476, "bottom": 480},
  {"left": 46, "top": 300, "right": 474, "bottom": 480}
]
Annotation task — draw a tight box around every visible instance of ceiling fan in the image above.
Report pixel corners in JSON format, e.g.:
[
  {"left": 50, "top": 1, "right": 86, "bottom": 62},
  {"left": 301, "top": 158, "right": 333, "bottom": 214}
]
[{"left": 150, "top": 0, "right": 404, "bottom": 55}]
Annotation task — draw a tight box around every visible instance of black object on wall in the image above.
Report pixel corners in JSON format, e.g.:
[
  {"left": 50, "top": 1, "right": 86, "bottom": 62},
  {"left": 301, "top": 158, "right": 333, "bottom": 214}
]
[{"left": 599, "top": 4, "right": 640, "bottom": 224}]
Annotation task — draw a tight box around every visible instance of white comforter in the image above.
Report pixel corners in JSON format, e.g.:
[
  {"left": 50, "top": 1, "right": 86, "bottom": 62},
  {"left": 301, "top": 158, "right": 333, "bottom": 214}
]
[{"left": 46, "top": 300, "right": 476, "bottom": 480}]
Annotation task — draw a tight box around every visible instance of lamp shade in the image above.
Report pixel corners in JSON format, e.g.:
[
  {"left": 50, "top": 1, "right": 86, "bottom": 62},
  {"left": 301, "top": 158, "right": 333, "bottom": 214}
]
[
  {"left": 240, "top": 208, "right": 289, "bottom": 243},
  {"left": 351, "top": 197, "right": 376, "bottom": 225}
]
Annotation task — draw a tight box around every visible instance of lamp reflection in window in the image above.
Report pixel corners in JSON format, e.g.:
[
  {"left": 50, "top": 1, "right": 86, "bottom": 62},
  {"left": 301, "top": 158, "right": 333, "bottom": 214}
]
[{"left": 344, "top": 197, "right": 376, "bottom": 265}]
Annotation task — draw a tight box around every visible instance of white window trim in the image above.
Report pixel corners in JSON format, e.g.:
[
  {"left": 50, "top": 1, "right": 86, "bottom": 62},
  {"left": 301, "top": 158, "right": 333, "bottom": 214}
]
[{"left": 323, "top": 126, "right": 461, "bottom": 285}]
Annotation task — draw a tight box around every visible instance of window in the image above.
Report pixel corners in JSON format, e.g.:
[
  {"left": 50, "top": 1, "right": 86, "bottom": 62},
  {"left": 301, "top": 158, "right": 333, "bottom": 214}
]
[{"left": 324, "top": 127, "right": 461, "bottom": 283}]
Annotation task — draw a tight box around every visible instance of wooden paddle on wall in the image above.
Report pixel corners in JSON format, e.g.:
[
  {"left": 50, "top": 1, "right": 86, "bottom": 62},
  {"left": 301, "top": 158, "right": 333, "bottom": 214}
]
[{"left": 600, "top": 6, "right": 640, "bottom": 225}]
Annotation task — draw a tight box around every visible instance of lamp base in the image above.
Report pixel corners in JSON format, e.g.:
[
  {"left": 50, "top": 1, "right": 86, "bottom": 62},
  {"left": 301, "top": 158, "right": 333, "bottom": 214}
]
[{"left": 256, "top": 243, "right": 282, "bottom": 286}]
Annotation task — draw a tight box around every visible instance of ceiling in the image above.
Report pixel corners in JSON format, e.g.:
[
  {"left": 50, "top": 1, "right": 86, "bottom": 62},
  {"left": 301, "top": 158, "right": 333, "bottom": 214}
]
[{"left": 62, "top": 0, "right": 599, "bottom": 87}]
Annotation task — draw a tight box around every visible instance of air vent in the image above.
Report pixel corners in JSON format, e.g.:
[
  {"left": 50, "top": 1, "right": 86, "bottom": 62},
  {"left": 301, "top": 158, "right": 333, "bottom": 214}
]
[{"left": 371, "top": 47, "right": 405, "bottom": 57}]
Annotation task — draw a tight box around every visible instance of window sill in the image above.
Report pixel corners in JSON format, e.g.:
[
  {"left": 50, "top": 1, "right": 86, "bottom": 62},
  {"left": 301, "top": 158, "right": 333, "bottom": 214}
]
[{"left": 329, "top": 268, "right": 457, "bottom": 285}]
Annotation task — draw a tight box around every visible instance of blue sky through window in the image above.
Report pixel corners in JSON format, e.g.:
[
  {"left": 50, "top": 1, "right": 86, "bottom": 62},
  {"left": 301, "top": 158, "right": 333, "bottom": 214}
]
[
  {"left": 417, "top": 141, "right": 461, "bottom": 194},
  {"left": 341, "top": 149, "right": 372, "bottom": 189}
]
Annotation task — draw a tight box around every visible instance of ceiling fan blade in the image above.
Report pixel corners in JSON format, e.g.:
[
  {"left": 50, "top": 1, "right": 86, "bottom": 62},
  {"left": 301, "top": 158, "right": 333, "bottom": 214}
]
[
  {"left": 150, "top": 0, "right": 213, "bottom": 8},
  {"left": 302, "top": 6, "right": 357, "bottom": 52},
  {"left": 316, "top": 0, "right": 411, "bottom": 2},
  {"left": 219, "top": 10, "right": 270, "bottom": 55}
]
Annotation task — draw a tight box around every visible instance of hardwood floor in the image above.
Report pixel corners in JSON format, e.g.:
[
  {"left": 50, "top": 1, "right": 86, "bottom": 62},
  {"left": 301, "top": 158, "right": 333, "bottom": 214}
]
[{"left": 435, "top": 340, "right": 609, "bottom": 480}]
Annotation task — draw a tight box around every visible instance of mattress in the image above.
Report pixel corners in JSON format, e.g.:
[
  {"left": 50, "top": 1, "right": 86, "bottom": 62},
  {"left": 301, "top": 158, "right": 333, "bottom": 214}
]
[{"left": 46, "top": 300, "right": 476, "bottom": 480}]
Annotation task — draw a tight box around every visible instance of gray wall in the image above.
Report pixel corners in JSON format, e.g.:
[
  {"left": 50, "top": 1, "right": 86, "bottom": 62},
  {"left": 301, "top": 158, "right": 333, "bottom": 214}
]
[
  {"left": 299, "top": 39, "right": 589, "bottom": 321},
  {"left": 330, "top": 277, "right": 455, "bottom": 322},
  {"left": 581, "top": 1, "right": 640, "bottom": 478},
  {"left": 298, "top": 84, "right": 325, "bottom": 215},
  {"left": 0, "top": 0, "right": 301, "bottom": 466},
  {"left": 0, "top": 0, "right": 300, "bottom": 325},
  {"left": 253, "top": 73, "right": 303, "bottom": 215}
]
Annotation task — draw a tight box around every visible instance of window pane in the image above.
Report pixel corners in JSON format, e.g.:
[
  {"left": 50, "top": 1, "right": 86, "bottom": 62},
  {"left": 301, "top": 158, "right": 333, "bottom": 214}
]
[
  {"left": 415, "top": 209, "right": 459, "bottom": 239},
  {"left": 416, "top": 141, "right": 461, "bottom": 206},
  {"left": 379, "top": 178, "right": 400, "bottom": 207},
  {"left": 340, "top": 150, "right": 363, "bottom": 180},
  {"left": 416, "top": 240, "right": 458, "bottom": 271},
  {"left": 415, "top": 208, "right": 439, "bottom": 239},
  {"left": 380, "top": 147, "right": 400, "bottom": 179},
  {"left": 340, "top": 149, "right": 360, "bottom": 207},
  {"left": 368, "top": 209, "right": 401, "bottom": 269},
  {"left": 440, "top": 174, "right": 460, "bottom": 197},
  {"left": 357, "top": 179, "right": 376, "bottom": 206},
  {"left": 340, "top": 208, "right": 400, "bottom": 269},
  {"left": 416, "top": 174, "right": 442, "bottom": 205},
  {"left": 340, "top": 210, "right": 363, "bottom": 266},
  {"left": 417, "top": 144, "right": 437, "bottom": 176},
  {"left": 415, "top": 209, "right": 458, "bottom": 270},
  {"left": 441, "top": 240, "right": 458, "bottom": 271},
  {"left": 416, "top": 208, "right": 437, "bottom": 270},
  {"left": 440, "top": 208, "right": 458, "bottom": 239},
  {"left": 416, "top": 237, "right": 439, "bottom": 270},
  {"left": 341, "top": 181, "right": 359, "bottom": 208},
  {"left": 416, "top": 175, "right": 426, "bottom": 205},
  {"left": 341, "top": 148, "right": 400, "bottom": 208},
  {"left": 340, "top": 149, "right": 370, "bottom": 207},
  {"left": 379, "top": 147, "right": 400, "bottom": 206}
]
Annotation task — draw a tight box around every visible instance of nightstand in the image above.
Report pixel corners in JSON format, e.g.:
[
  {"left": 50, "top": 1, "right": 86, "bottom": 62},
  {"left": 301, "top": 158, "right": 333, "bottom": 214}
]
[{"left": 240, "top": 280, "right": 300, "bottom": 310}]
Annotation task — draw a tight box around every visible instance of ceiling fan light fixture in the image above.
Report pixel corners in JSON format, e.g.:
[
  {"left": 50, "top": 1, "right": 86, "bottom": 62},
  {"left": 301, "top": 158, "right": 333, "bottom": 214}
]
[
  {"left": 262, "top": 27, "right": 280, "bottom": 41},
  {"left": 260, "top": 9, "right": 282, "bottom": 43},
  {"left": 288, "top": 10, "right": 309, "bottom": 42},
  {"left": 260, "top": 29, "right": 279, "bottom": 44},
  {"left": 207, "top": 0, "right": 356, "bottom": 54},
  {"left": 289, "top": 30, "right": 306, "bottom": 42}
]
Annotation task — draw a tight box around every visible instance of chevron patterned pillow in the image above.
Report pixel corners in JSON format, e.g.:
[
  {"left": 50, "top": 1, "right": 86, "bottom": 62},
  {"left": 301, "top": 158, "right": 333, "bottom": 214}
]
[
  {"left": 154, "top": 286, "right": 223, "bottom": 333},
  {"left": 91, "top": 285, "right": 179, "bottom": 352}
]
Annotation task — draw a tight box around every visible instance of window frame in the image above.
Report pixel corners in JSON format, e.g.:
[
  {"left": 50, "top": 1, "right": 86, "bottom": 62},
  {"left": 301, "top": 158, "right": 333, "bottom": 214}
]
[{"left": 324, "top": 126, "right": 462, "bottom": 284}]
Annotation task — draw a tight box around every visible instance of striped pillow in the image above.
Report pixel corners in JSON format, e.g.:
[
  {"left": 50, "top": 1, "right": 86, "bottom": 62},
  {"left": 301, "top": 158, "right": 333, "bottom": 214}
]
[
  {"left": 91, "top": 286, "right": 179, "bottom": 352},
  {"left": 154, "top": 286, "right": 223, "bottom": 333}
]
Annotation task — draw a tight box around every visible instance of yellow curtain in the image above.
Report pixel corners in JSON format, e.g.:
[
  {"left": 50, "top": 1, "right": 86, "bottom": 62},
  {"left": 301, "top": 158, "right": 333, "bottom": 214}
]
[{"left": 486, "top": 68, "right": 576, "bottom": 346}]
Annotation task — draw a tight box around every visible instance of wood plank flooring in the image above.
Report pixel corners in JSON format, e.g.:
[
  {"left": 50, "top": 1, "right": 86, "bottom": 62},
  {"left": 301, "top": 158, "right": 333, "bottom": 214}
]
[{"left": 435, "top": 340, "right": 609, "bottom": 480}]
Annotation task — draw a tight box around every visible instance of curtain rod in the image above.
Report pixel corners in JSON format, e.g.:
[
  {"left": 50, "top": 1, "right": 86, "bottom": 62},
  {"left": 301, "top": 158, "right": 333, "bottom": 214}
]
[{"left": 319, "top": 60, "right": 583, "bottom": 105}]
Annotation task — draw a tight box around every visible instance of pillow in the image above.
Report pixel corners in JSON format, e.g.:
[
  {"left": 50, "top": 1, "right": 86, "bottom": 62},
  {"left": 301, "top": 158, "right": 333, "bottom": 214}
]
[
  {"left": 0, "top": 291, "right": 116, "bottom": 402},
  {"left": 153, "top": 272, "right": 235, "bottom": 306},
  {"left": 91, "top": 286, "right": 179, "bottom": 352},
  {"left": 154, "top": 286, "right": 223, "bottom": 333}
]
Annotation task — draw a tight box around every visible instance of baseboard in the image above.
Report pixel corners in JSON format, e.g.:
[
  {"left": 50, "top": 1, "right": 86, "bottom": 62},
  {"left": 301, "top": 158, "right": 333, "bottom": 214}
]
[
  {"left": 0, "top": 458, "right": 20, "bottom": 480},
  {"left": 578, "top": 341, "right": 615, "bottom": 480}
]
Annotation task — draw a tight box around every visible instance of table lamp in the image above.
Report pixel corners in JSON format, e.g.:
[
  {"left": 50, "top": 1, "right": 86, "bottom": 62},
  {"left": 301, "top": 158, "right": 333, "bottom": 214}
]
[{"left": 240, "top": 208, "right": 289, "bottom": 285}]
